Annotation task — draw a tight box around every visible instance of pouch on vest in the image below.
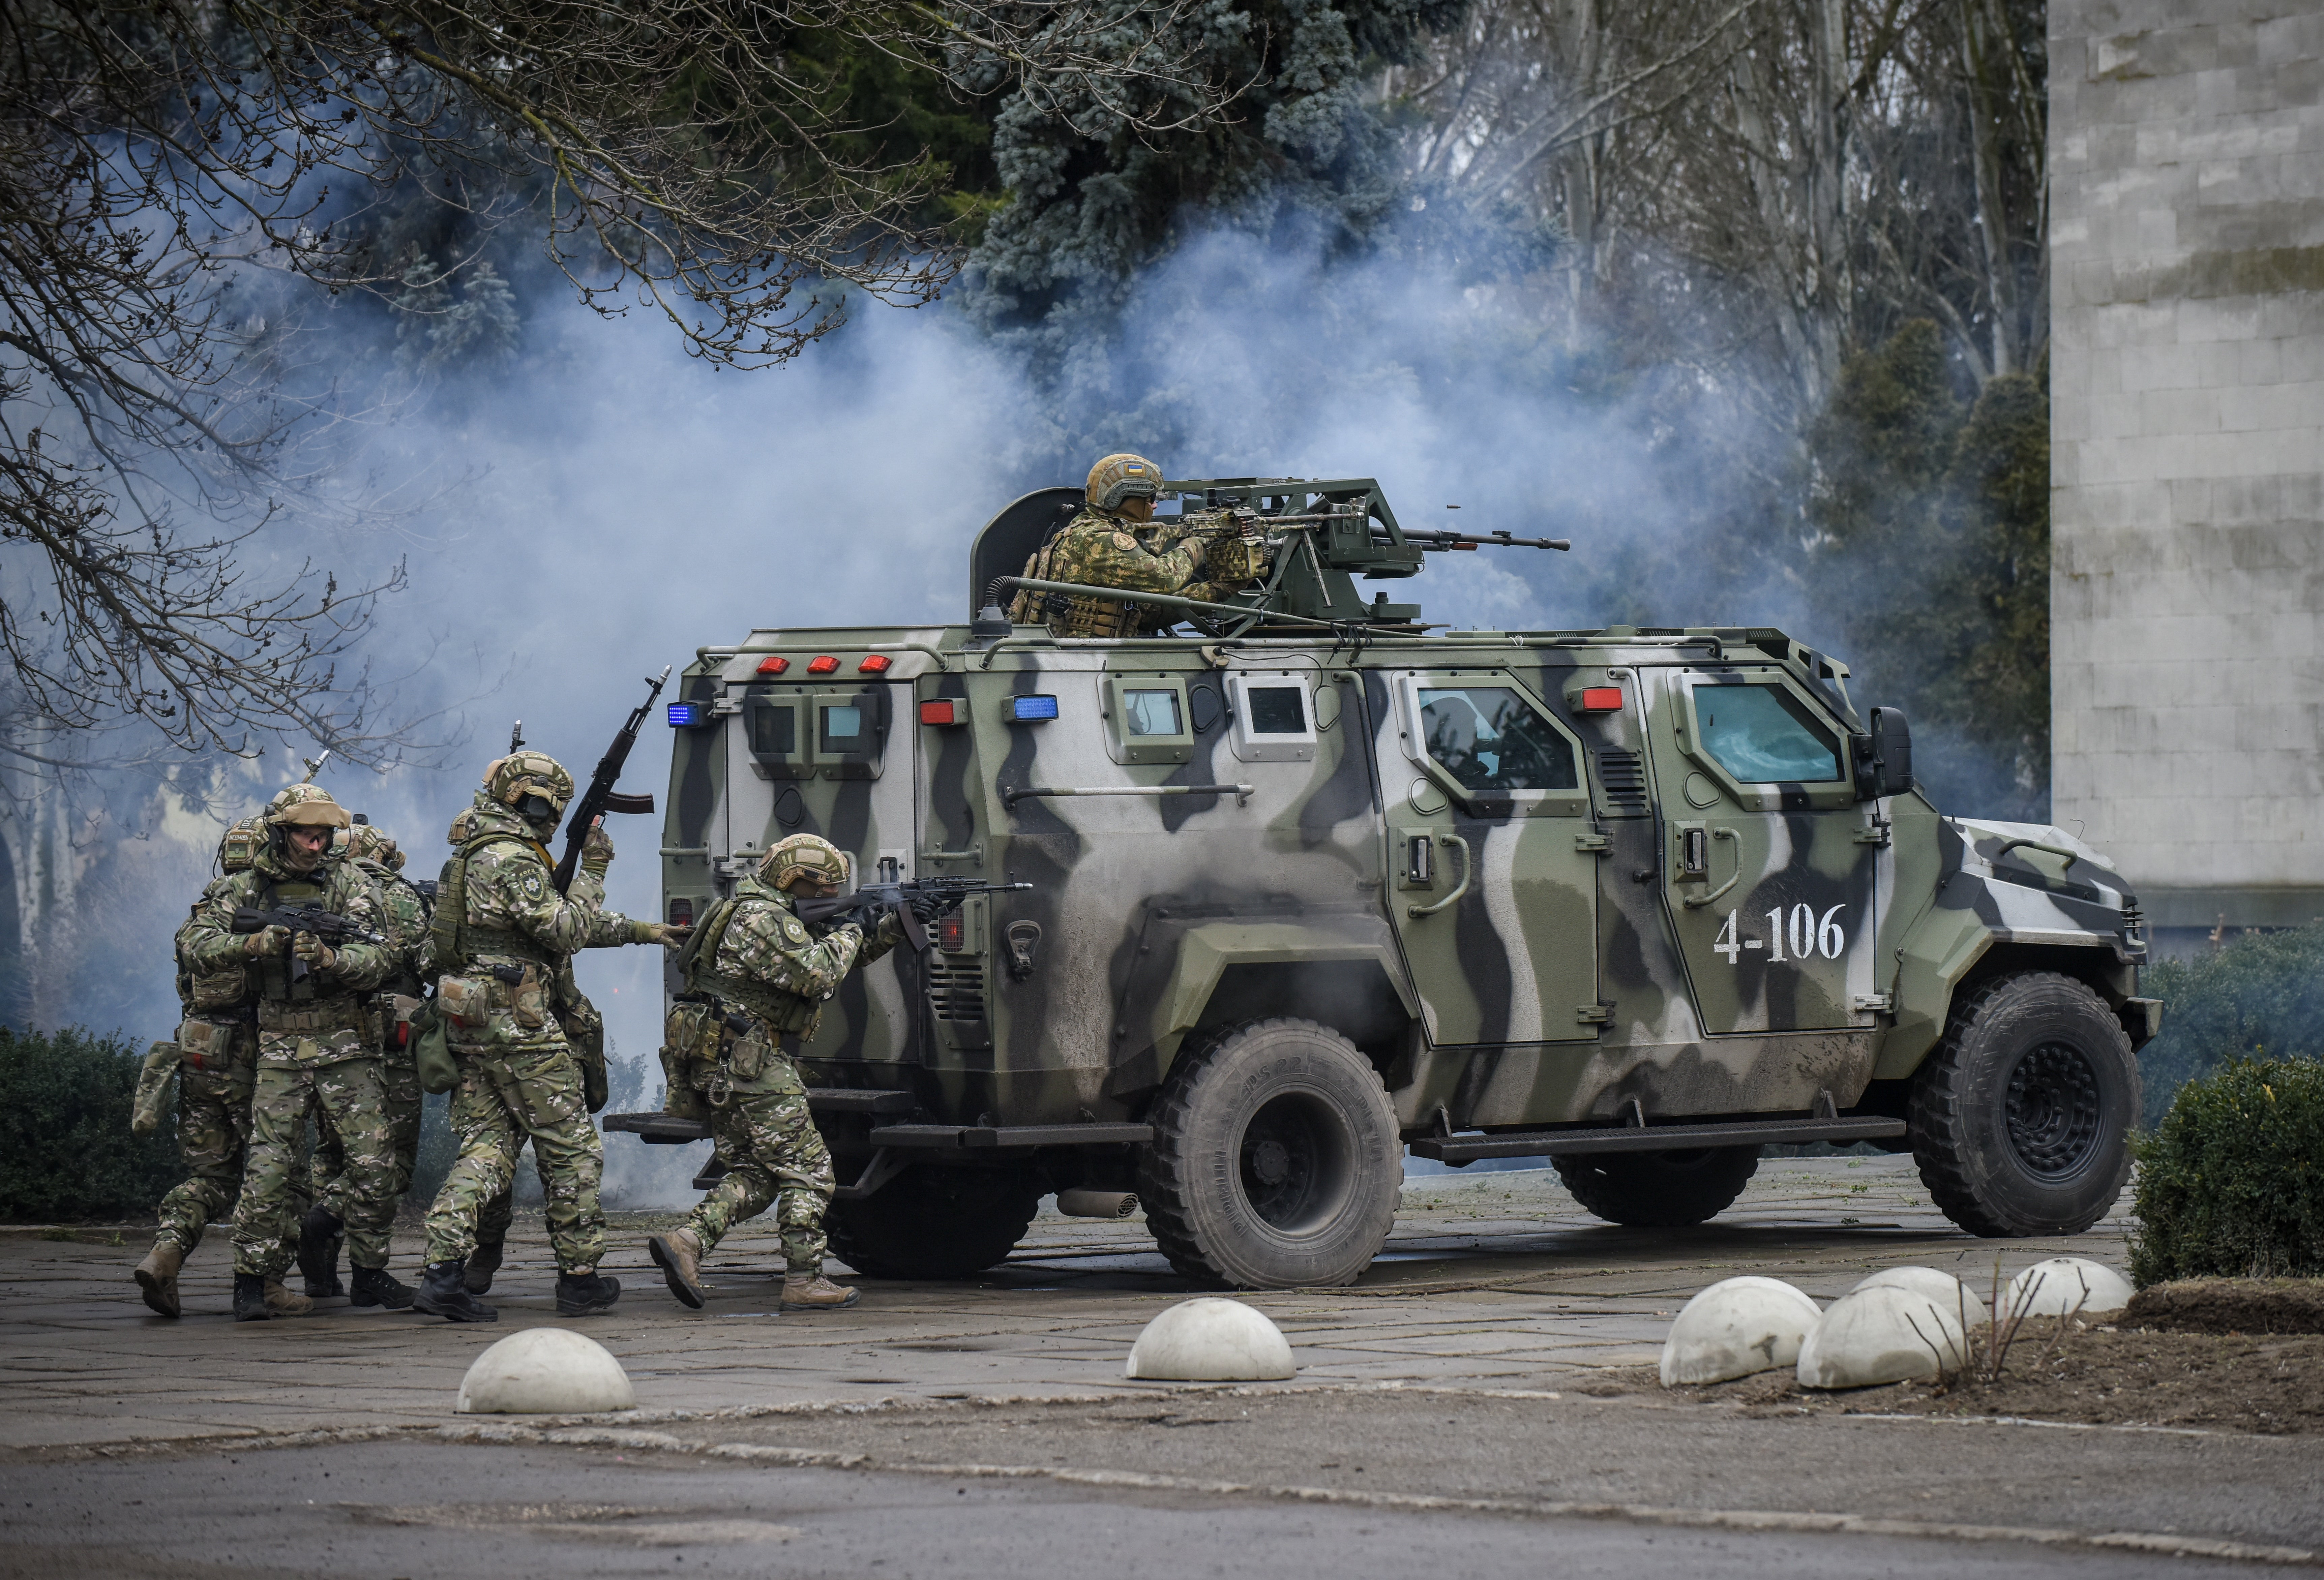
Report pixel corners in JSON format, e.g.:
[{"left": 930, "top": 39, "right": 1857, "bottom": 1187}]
[
  {"left": 388, "top": 994, "right": 424, "bottom": 1051},
  {"left": 131, "top": 1041, "right": 179, "bottom": 1136},
  {"left": 728, "top": 1026, "right": 768, "bottom": 1083},
  {"left": 411, "top": 999, "right": 458, "bottom": 1095},
  {"left": 176, "top": 1018, "right": 234, "bottom": 1069},
  {"left": 437, "top": 974, "right": 490, "bottom": 1026},
  {"left": 188, "top": 964, "right": 248, "bottom": 1012}
]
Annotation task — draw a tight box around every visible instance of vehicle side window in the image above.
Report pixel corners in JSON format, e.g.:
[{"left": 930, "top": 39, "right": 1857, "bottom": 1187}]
[
  {"left": 1698, "top": 685, "right": 1840, "bottom": 783},
  {"left": 1417, "top": 687, "right": 1578, "bottom": 792},
  {"left": 1123, "top": 688, "right": 1183, "bottom": 736}
]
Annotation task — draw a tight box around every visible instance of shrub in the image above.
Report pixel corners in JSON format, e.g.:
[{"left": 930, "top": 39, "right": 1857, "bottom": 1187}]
[
  {"left": 2129, "top": 1058, "right": 2324, "bottom": 1286},
  {"left": 0, "top": 1025, "right": 185, "bottom": 1221},
  {"left": 2137, "top": 922, "right": 2324, "bottom": 1127}
]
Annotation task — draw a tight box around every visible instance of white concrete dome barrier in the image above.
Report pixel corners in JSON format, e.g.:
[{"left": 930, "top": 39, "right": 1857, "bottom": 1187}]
[
  {"left": 2005, "top": 1257, "right": 2133, "bottom": 1319},
  {"left": 1125, "top": 1298, "right": 1295, "bottom": 1381},
  {"left": 1796, "top": 1286, "right": 1966, "bottom": 1389},
  {"left": 1852, "top": 1266, "right": 1991, "bottom": 1329},
  {"left": 1659, "top": 1277, "right": 1823, "bottom": 1386},
  {"left": 455, "top": 1327, "right": 637, "bottom": 1415}
]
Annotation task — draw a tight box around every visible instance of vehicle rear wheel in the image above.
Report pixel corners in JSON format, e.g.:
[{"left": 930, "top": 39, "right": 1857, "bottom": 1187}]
[
  {"left": 1137, "top": 1018, "right": 1402, "bottom": 1289},
  {"left": 1909, "top": 970, "right": 2140, "bottom": 1237},
  {"left": 1553, "top": 1147, "right": 1761, "bottom": 1226},
  {"left": 825, "top": 1164, "right": 1042, "bottom": 1280}
]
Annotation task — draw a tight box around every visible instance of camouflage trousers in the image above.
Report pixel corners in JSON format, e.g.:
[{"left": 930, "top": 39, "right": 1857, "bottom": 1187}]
[
  {"left": 312, "top": 1043, "right": 422, "bottom": 1219},
  {"left": 153, "top": 1059, "right": 301, "bottom": 1259},
  {"left": 424, "top": 1039, "right": 604, "bottom": 1273},
  {"left": 231, "top": 1048, "right": 397, "bottom": 1277},
  {"left": 683, "top": 1088, "right": 835, "bottom": 1274}
]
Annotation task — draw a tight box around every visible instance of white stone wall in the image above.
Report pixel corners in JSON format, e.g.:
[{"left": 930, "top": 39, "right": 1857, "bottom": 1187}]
[{"left": 2050, "top": 0, "right": 2324, "bottom": 925}]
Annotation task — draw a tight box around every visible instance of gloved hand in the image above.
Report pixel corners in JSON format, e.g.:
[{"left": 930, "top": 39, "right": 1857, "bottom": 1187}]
[
  {"left": 635, "top": 921, "right": 690, "bottom": 946},
  {"left": 242, "top": 924, "right": 291, "bottom": 958},
  {"left": 907, "top": 888, "right": 955, "bottom": 924},
  {"left": 580, "top": 820, "right": 614, "bottom": 878},
  {"left": 292, "top": 931, "right": 337, "bottom": 973}
]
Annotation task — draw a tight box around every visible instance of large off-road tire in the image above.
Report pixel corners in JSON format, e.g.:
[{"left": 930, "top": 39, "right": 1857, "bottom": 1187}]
[
  {"left": 1909, "top": 970, "right": 2140, "bottom": 1238},
  {"left": 1553, "top": 1147, "right": 1761, "bottom": 1226},
  {"left": 825, "top": 1165, "right": 1042, "bottom": 1280},
  {"left": 1137, "top": 1018, "right": 1402, "bottom": 1289}
]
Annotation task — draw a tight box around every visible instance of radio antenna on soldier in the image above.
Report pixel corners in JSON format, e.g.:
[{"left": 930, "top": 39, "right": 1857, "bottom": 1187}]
[
  {"left": 509, "top": 720, "right": 526, "bottom": 754},
  {"left": 298, "top": 749, "right": 331, "bottom": 784}
]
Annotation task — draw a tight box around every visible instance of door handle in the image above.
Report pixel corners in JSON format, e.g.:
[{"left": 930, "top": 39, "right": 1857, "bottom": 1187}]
[
  {"left": 1407, "top": 834, "right": 1472, "bottom": 918},
  {"left": 1681, "top": 827, "right": 1741, "bottom": 908}
]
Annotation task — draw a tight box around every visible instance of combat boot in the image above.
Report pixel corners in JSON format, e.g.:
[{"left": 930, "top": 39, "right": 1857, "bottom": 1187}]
[
  {"left": 233, "top": 1272, "right": 272, "bottom": 1322},
  {"left": 263, "top": 1279, "right": 314, "bottom": 1317},
  {"left": 413, "top": 1259, "right": 497, "bottom": 1323},
  {"left": 781, "top": 1272, "right": 861, "bottom": 1312},
  {"left": 297, "top": 1206, "right": 345, "bottom": 1298},
  {"left": 350, "top": 1265, "right": 415, "bottom": 1310},
  {"left": 555, "top": 1269, "right": 622, "bottom": 1316},
  {"left": 133, "top": 1240, "right": 184, "bottom": 1319},
  {"left": 647, "top": 1229, "right": 706, "bottom": 1309},
  {"left": 464, "top": 1239, "right": 504, "bottom": 1295}
]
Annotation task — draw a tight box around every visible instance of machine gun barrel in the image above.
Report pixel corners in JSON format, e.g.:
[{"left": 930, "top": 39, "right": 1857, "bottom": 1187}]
[
  {"left": 996, "top": 576, "right": 1340, "bottom": 631},
  {"left": 1378, "top": 528, "right": 1570, "bottom": 552}
]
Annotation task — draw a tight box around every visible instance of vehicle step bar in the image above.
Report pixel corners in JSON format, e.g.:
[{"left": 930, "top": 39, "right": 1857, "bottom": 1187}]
[
  {"left": 1409, "top": 1115, "right": 1906, "bottom": 1163},
  {"left": 603, "top": 1088, "right": 915, "bottom": 1145},
  {"left": 869, "top": 1121, "right": 1155, "bottom": 1149}
]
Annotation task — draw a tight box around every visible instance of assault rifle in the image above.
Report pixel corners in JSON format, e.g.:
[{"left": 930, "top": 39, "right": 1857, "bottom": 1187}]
[
  {"left": 794, "top": 878, "right": 1034, "bottom": 953},
  {"left": 232, "top": 904, "right": 392, "bottom": 982},
  {"left": 552, "top": 666, "right": 670, "bottom": 896}
]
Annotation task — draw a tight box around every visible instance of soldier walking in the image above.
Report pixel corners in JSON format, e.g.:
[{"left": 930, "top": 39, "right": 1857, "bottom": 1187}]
[
  {"left": 414, "top": 752, "right": 680, "bottom": 1321},
  {"left": 177, "top": 786, "right": 411, "bottom": 1321},
  {"left": 299, "top": 819, "right": 431, "bottom": 1298},
  {"left": 132, "top": 819, "right": 306, "bottom": 1318},
  {"left": 646, "top": 834, "right": 920, "bottom": 1312}
]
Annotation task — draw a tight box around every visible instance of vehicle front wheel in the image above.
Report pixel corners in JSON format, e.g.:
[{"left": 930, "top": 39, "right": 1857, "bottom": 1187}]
[
  {"left": 1909, "top": 971, "right": 2140, "bottom": 1237},
  {"left": 1553, "top": 1147, "right": 1760, "bottom": 1226},
  {"left": 1137, "top": 1018, "right": 1402, "bottom": 1289},
  {"left": 825, "top": 1164, "right": 1042, "bottom": 1280}
]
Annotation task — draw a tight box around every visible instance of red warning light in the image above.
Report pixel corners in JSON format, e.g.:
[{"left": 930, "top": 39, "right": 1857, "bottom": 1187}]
[
  {"left": 858, "top": 654, "right": 894, "bottom": 674},
  {"left": 938, "top": 912, "right": 966, "bottom": 952},
  {"left": 754, "top": 655, "right": 789, "bottom": 675},
  {"left": 920, "top": 700, "right": 960, "bottom": 726},
  {"left": 806, "top": 655, "right": 840, "bottom": 675},
  {"left": 1578, "top": 686, "right": 1625, "bottom": 713}
]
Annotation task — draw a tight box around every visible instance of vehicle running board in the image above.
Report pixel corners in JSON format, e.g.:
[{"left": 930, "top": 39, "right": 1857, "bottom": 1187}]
[
  {"left": 869, "top": 1121, "right": 1155, "bottom": 1149},
  {"left": 1409, "top": 1115, "right": 1906, "bottom": 1163},
  {"left": 603, "top": 1088, "right": 916, "bottom": 1145}
]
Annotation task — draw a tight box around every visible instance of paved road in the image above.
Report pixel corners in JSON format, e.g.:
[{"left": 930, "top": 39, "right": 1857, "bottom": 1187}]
[
  {"left": 11, "top": 1158, "right": 2315, "bottom": 1573},
  {"left": 0, "top": 1439, "right": 2287, "bottom": 1580}
]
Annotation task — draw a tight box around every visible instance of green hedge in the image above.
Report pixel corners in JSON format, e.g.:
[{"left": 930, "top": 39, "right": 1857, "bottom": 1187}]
[
  {"left": 2129, "top": 1057, "right": 2324, "bottom": 1286},
  {"left": 2137, "top": 922, "right": 2324, "bottom": 1127},
  {"left": 0, "top": 1025, "right": 185, "bottom": 1221}
]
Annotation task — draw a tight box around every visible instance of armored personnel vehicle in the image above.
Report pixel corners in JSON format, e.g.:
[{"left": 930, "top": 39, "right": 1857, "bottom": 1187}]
[{"left": 608, "top": 477, "right": 2155, "bottom": 1289}]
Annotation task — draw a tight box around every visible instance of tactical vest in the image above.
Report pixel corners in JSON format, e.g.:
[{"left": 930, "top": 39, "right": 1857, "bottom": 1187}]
[
  {"left": 1007, "top": 517, "right": 1147, "bottom": 638},
  {"left": 427, "top": 830, "right": 559, "bottom": 973},
  {"left": 676, "top": 894, "right": 821, "bottom": 1037},
  {"left": 252, "top": 875, "right": 330, "bottom": 1003}
]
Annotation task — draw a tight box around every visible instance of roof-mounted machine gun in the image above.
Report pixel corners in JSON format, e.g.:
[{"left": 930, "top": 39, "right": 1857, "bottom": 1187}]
[{"left": 989, "top": 477, "right": 1568, "bottom": 636}]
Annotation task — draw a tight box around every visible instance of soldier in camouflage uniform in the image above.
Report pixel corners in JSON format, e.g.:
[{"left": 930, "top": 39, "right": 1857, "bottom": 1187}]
[
  {"left": 133, "top": 818, "right": 306, "bottom": 1319},
  {"left": 178, "top": 786, "right": 413, "bottom": 1321},
  {"left": 1008, "top": 453, "right": 1224, "bottom": 638},
  {"left": 646, "top": 833, "right": 920, "bottom": 1312},
  {"left": 414, "top": 752, "right": 682, "bottom": 1322},
  {"left": 299, "top": 819, "right": 431, "bottom": 1298}
]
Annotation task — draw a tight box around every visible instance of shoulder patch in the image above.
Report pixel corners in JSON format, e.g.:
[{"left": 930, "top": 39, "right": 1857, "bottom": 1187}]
[
  {"left": 783, "top": 917, "right": 808, "bottom": 944},
  {"left": 521, "top": 871, "right": 544, "bottom": 899},
  {"left": 1111, "top": 531, "right": 1139, "bottom": 551}
]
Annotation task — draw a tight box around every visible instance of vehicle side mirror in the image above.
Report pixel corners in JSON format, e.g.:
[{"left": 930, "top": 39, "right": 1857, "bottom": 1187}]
[{"left": 1854, "top": 707, "right": 1912, "bottom": 799}]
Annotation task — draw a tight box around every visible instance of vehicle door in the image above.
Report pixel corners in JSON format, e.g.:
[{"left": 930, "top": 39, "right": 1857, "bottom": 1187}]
[
  {"left": 1644, "top": 666, "right": 1879, "bottom": 1033},
  {"left": 1382, "top": 670, "right": 1598, "bottom": 1045},
  {"left": 727, "top": 674, "right": 921, "bottom": 1061}
]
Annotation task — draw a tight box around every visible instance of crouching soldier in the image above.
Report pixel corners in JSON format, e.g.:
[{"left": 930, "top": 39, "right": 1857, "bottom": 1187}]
[
  {"left": 415, "top": 752, "right": 681, "bottom": 1321},
  {"left": 178, "top": 786, "right": 409, "bottom": 1321},
  {"left": 646, "top": 834, "right": 921, "bottom": 1312}
]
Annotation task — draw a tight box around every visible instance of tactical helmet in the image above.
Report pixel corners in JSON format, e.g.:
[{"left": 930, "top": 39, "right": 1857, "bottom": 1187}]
[
  {"left": 263, "top": 783, "right": 352, "bottom": 829},
  {"left": 447, "top": 807, "right": 475, "bottom": 845},
  {"left": 484, "top": 751, "right": 574, "bottom": 824},
  {"left": 348, "top": 822, "right": 405, "bottom": 871},
  {"left": 760, "top": 833, "right": 851, "bottom": 893},
  {"left": 1086, "top": 453, "right": 1161, "bottom": 513}
]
